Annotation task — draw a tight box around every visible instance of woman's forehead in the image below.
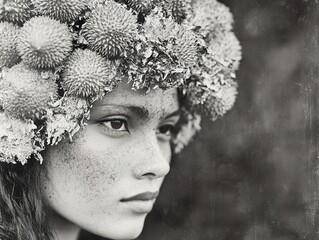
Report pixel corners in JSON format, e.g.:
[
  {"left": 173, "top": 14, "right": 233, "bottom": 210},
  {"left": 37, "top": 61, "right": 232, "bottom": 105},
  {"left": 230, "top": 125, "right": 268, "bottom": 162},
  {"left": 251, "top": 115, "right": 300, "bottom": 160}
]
[{"left": 92, "top": 82, "right": 179, "bottom": 117}]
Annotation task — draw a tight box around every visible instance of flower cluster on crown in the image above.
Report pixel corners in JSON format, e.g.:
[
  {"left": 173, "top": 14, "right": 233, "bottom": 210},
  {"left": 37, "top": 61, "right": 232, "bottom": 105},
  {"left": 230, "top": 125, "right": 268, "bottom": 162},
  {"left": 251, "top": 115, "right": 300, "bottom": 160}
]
[{"left": 0, "top": 0, "right": 242, "bottom": 164}]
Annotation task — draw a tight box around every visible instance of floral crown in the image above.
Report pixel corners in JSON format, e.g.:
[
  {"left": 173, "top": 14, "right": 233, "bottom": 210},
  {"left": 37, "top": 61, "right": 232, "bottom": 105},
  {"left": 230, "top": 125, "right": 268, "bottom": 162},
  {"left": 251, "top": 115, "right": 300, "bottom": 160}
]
[{"left": 0, "top": 0, "right": 241, "bottom": 164}]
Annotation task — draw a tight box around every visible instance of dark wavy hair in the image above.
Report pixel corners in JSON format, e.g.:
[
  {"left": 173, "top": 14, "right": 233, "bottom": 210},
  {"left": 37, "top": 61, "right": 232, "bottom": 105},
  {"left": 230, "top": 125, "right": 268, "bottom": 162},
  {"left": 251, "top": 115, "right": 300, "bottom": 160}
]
[{"left": 0, "top": 157, "right": 53, "bottom": 240}]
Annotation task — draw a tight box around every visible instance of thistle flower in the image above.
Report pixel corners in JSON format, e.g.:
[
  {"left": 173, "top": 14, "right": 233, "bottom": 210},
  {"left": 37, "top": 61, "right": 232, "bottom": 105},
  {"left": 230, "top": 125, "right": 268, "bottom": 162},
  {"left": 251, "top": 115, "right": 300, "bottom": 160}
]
[
  {"left": 0, "top": 22, "right": 20, "bottom": 68},
  {"left": 81, "top": 1, "right": 138, "bottom": 59},
  {"left": 32, "top": 0, "right": 87, "bottom": 22},
  {"left": 0, "top": 0, "right": 34, "bottom": 24},
  {"left": 2, "top": 63, "right": 58, "bottom": 120},
  {"left": 17, "top": 16, "right": 73, "bottom": 69},
  {"left": 0, "top": 112, "right": 41, "bottom": 164},
  {"left": 62, "top": 49, "right": 118, "bottom": 98}
]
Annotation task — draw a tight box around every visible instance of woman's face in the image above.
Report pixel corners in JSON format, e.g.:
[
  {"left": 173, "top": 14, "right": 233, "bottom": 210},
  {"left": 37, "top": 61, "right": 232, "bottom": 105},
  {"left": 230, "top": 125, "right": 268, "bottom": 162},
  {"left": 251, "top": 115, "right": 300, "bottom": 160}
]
[{"left": 41, "top": 82, "right": 180, "bottom": 239}]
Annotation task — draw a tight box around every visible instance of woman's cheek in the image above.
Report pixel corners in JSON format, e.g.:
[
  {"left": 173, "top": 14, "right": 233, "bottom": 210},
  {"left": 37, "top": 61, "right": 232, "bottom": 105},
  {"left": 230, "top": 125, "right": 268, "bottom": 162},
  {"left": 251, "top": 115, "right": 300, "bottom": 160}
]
[{"left": 43, "top": 127, "right": 128, "bottom": 204}]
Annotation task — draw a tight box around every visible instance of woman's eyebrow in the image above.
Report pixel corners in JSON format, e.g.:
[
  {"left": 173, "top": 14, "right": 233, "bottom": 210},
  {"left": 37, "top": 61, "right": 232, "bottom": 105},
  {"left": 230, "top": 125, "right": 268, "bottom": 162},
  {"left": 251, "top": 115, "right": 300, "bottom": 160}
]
[
  {"left": 97, "top": 104, "right": 150, "bottom": 119},
  {"left": 96, "top": 104, "right": 180, "bottom": 120},
  {"left": 127, "top": 105, "right": 150, "bottom": 119},
  {"left": 164, "top": 109, "right": 181, "bottom": 119}
]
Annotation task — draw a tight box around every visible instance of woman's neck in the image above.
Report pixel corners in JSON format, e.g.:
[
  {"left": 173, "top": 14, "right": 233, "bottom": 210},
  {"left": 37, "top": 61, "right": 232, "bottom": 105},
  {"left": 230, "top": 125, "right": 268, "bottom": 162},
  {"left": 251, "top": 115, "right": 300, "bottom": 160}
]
[{"left": 51, "top": 212, "right": 81, "bottom": 240}]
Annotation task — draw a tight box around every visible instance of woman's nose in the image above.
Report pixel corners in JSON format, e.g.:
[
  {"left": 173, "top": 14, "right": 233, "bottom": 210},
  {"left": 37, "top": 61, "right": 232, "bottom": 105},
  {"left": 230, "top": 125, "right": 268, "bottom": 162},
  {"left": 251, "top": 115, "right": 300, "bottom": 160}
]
[{"left": 133, "top": 137, "right": 171, "bottom": 180}]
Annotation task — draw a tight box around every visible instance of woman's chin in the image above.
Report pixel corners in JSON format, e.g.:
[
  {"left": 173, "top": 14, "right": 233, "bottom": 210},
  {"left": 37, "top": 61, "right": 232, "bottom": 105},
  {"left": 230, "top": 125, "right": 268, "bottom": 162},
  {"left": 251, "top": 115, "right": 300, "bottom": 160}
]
[
  {"left": 82, "top": 215, "right": 146, "bottom": 240},
  {"left": 95, "top": 226, "right": 144, "bottom": 240},
  {"left": 111, "top": 228, "right": 144, "bottom": 240}
]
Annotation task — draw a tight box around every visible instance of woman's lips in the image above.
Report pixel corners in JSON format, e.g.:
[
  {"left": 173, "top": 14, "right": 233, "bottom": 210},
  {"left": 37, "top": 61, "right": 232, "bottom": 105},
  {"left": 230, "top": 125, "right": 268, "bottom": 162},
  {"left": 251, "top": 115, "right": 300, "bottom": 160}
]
[
  {"left": 121, "top": 191, "right": 159, "bottom": 202},
  {"left": 120, "top": 191, "right": 159, "bottom": 213}
]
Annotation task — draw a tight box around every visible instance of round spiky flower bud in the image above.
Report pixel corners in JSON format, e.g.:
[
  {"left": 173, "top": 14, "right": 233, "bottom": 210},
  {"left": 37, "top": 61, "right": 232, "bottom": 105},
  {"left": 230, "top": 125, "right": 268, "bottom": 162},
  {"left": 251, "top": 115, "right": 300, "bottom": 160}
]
[
  {"left": 81, "top": 1, "right": 138, "bottom": 59},
  {"left": 0, "top": 0, "right": 34, "bottom": 24},
  {"left": 31, "top": 0, "right": 87, "bottom": 22},
  {"left": 17, "top": 16, "right": 73, "bottom": 69},
  {"left": 2, "top": 63, "right": 58, "bottom": 120},
  {"left": 62, "top": 49, "right": 118, "bottom": 98},
  {"left": 0, "top": 22, "right": 20, "bottom": 68},
  {"left": 86, "top": 0, "right": 105, "bottom": 10}
]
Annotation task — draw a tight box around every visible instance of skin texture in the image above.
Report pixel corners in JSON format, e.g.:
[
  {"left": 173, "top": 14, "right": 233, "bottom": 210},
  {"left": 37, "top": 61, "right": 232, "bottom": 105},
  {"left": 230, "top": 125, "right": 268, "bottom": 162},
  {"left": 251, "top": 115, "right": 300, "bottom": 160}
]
[{"left": 41, "top": 82, "right": 180, "bottom": 240}]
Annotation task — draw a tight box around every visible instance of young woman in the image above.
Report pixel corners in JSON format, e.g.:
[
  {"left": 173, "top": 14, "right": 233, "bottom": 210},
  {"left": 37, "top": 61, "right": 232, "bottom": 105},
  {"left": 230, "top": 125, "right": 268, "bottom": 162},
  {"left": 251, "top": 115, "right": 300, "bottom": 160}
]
[{"left": 0, "top": 0, "right": 241, "bottom": 239}]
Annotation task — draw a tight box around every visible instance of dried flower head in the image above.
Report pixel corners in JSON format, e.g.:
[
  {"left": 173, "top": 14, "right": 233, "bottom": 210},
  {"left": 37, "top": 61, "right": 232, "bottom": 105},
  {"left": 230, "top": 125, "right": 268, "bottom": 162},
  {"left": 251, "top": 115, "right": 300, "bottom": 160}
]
[
  {"left": 17, "top": 16, "right": 73, "bottom": 69},
  {"left": 32, "top": 0, "right": 87, "bottom": 22},
  {"left": 144, "top": 11, "right": 197, "bottom": 65},
  {"left": 0, "top": 0, "right": 34, "bottom": 24},
  {"left": 173, "top": 26, "right": 198, "bottom": 66},
  {"left": 0, "top": 112, "right": 43, "bottom": 164},
  {"left": 62, "top": 49, "right": 118, "bottom": 98},
  {"left": 2, "top": 63, "right": 58, "bottom": 120},
  {"left": 81, "top": 1, "right": 138, "bottom": 59},
  {"left": 204, "top": 79, "right": 238, "bottom": 120},
  {"left": 45, "top": 96, "right": 90, "bottom": 146},
  {"left": 185, "top": 0, "right": 233, "bottom": 43},
  {"left": 208, "top": 31, "right": 242, "bottom": 71},
  {"left": 0, "top": 22, "right": 21, "bottom": 68}
]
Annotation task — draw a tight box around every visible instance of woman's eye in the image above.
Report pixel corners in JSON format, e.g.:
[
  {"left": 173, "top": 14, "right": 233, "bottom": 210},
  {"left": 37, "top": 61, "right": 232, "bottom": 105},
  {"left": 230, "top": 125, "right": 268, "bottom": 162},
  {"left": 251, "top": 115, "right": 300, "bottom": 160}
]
[
  {"left": 100, "top": 119, "right": 129, "bottom": 137},
  {"left": 103, "top": 119, "right": 127, "bottom": 131},
  {"left": 157, "top": 124, "right": 177, "bottom": 140}
]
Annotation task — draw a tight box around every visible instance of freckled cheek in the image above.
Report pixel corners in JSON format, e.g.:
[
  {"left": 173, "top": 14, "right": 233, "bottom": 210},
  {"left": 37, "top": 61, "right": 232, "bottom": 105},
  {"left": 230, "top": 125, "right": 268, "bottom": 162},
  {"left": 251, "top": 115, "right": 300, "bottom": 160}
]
[{"left": 45, "top": 136, "right": 133, "bottom": 204}]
